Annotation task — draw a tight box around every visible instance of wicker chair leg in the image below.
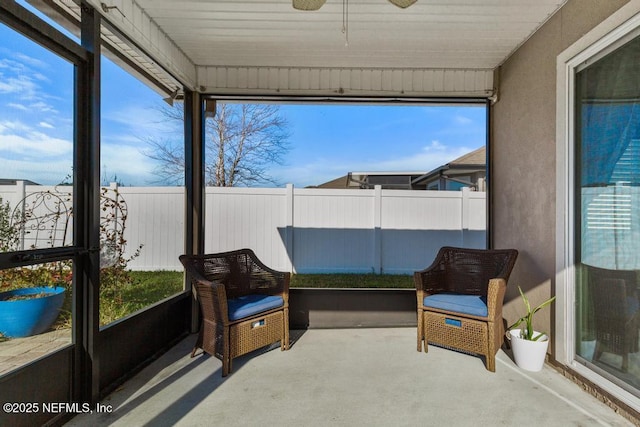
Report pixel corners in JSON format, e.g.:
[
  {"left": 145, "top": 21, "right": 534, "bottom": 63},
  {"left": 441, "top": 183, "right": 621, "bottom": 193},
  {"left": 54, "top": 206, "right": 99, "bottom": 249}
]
[
  {"left": 487, "top": 324, "right": 496, "bottom": 372},
  {"left": 222, "top": 358, "right": 230, "bottom": 377},
  {"left": 417, "top": 309, "right": 424, "bottom": 352},
  {"left": 423, "top": 316, "right": 429, "bottom": 353},
  {"left": 222, "top": 328, "right": 231, "bottom": 377},
  {"left": 191, "top": 327, "right": 204, "bottom": 358},
  {"left": 486, "top": 353, "right": 496, "bottom": 372},
  {"left": 282, "top": 307, "right": 290, "bottom": 351}
]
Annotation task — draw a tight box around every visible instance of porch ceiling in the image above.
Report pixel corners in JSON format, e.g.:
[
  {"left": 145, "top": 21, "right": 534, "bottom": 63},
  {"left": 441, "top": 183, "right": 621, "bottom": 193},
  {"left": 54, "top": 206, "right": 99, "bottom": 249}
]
[
  {"left": 134, "top": 0, "right": 564, "bottom": 70},
  {"left": 49, "top": 0, "right": 568, "bottom": 96}
]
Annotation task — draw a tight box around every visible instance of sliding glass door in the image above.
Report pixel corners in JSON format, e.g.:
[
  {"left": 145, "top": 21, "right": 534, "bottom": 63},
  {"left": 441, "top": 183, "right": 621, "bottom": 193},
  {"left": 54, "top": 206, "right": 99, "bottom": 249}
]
[{"left": 574, "top": 31, "right": 640, "bottom": 394}]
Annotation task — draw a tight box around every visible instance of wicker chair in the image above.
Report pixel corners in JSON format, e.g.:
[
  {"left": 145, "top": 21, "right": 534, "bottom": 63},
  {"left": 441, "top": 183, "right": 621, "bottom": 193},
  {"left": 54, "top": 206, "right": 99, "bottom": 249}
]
[
  {"left": 414, "top": 246, "right": 518, "bottom": 372},
  {"left": 586, "top": 265, "right": 640, "bottom": 372},
  {"left": 180, "top": 249, "right": 290, "bottom": 376}
]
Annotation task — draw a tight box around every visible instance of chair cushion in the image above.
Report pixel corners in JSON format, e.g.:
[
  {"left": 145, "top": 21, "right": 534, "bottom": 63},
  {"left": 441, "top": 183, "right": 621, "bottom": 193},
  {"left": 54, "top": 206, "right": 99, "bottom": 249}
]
[
  {"left": 423, "top": 293, "right": 488, "bottom": 317},
  {"left": 227, "top": 294, "right": 284, "bottom": 321}
]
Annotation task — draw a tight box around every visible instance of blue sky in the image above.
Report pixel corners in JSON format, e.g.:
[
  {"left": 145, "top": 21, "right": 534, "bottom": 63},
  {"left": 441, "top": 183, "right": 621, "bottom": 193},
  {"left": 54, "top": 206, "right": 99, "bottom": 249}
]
[
  {"left": 275, "top": 104, "right": 485, "bottom": 187},
  {"left": 0, "top": 7, "right": 486, "bottom": 189}
]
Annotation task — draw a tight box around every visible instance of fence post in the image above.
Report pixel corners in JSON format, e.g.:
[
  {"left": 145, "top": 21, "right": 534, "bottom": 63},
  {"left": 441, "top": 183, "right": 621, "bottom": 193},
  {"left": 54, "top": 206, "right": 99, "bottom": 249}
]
[
  {"left": 16, "top": 180, "right": 26, "bottom": 250},
  {"left": 285, "top": 184, "right": 295, "bottom": 273},
  {"left": 461, "top": 187, "right": 470, "bottom": 247},
  {"left": 109, "top": 182, "right": 119, "bottom": 239},
  {"left": 374, "top": 185, "right": 382, "bottom": 274}
]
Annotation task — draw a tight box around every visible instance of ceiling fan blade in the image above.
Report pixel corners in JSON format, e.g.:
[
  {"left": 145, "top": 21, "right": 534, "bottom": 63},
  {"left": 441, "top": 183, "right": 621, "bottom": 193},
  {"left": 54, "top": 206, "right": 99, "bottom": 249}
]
[
  {"left": 293, "top": 0, "right": 326, "bottom": 11},
  {"left": 388, "top": 0, "right": 417, "bottom": 8}
]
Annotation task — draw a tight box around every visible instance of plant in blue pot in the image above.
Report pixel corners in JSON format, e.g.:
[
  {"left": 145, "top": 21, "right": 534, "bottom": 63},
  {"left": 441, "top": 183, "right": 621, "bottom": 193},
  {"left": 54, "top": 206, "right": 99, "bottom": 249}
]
[
  {"left": 0, "top": 262, "right": 70, "bottom": 338},
  {"left": 0, "top": 195, "right": 70, "bottom": 338}
]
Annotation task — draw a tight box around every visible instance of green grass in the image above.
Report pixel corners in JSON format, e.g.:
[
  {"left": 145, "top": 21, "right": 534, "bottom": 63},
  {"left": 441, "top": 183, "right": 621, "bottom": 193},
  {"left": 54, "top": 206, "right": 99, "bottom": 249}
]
[
  {"left": 100, "top": 270, "right": 183, "bottom": 325},
  {"left": 98, "top": 270, "right": 414, "bottom": 325},
  {"left": 1, "top": 270, "right": 414, "bottom": 340},
  {"left": 0, "top": 270, "right": 413, "bottom": 338},
  {"left": 126, "top": 271, "right": 414, "bottom": 290},
  {"left": 128, "top": 270, "right": 184, "bottom": 298},
  {"left": 127, "top": 270, "right": 414, "bottom": 290},
  {"left": 291, "top": 273, "right": 413, "bottom": 288}
]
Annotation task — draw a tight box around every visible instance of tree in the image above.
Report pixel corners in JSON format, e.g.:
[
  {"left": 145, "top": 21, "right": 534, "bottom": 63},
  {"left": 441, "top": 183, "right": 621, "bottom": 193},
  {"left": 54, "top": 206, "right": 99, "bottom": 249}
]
[{"left": 145, "top": 103, "right": 291, "bottom": 186}]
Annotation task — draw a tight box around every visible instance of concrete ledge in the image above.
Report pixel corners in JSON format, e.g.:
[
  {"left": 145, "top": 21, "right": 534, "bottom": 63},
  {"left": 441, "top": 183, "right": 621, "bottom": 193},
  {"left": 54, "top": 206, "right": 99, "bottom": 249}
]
[{"left": 289, "top": 288, "right": 416, "bottom": 329}]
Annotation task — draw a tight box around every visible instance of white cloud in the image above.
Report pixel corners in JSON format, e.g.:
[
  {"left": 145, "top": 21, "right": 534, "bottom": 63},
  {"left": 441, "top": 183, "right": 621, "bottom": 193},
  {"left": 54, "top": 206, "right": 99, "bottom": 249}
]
[
  {"left": 0, "top": 157, "right": 72, "bottom": 185},
  {"left": 0, "top": 58, "right": 27, "bottom": 71},
  {"left": 0, "top": 75, "right": 38, "bottom": 98},
  {"left": 102, "top": 104, "right": 182, "bottom": 151},
  {"left": 14, "top": 53, "right": 48, "bottom": 70},
  {"left": 7, "top": 103, "right": 28, "bottom": 111},
  {"left": 29, "top": 101, "right": 57, "bottom": 113},
  {"left": 0, "top": 120, "right": 72, "bottom": 156},
  {"left": 454, "top": 115, "right": 474, "bottom": 125},
  {"left": 101, "top": 144, "right": 157, "bottom": 185},
  {"left": 105, "top": 104, "right": 177, "bottom": 129},
  {"left": 372, "top": 142, "right": 474, "bottom": 172},
  {"left": 0, "top": 55, "right": 55, "bottom": 102},
  {"left": 423, "top": 140, "right": 446, "bottom": 152},
  {"left": 0, "top": 120, "right": 32, "bottom": 133},
  {"left": 0, "top": 122, "right": 154, "bottom": 186}
]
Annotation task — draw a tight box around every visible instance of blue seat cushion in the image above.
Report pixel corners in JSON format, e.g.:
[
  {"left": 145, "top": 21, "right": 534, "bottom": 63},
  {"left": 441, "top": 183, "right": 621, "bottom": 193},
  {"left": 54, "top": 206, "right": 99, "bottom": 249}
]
[
  {"left": 423, "top": 293, "right": 488, "bottom": 317},
  {"left": 227, "top": 294, "right": 284, "bottom": 321}
]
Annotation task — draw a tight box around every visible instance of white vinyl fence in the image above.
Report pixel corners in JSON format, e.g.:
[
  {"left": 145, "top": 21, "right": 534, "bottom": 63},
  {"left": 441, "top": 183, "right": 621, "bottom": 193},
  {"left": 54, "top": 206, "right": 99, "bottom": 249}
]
[{"left": 0, "top": 182, "right": 486, "bottom": 275}]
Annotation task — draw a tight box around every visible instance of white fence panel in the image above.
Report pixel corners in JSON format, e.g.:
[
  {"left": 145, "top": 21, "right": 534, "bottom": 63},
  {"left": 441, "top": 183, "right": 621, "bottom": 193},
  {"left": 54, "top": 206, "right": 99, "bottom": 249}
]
[
  {"left": 380, "top": 190, "right": 465, "bottom": 274},
  {"left": 205, "top": 187, "right": 289, "bottom": 271},
  {"left": 293, "top": 188, "right": 376, "bottom": 274},
  {"left": 1, "top": 182, "right": 486, "bottom": 275},
  {"left": 119, "top": 187, "right": 184, "bottom": 271}
]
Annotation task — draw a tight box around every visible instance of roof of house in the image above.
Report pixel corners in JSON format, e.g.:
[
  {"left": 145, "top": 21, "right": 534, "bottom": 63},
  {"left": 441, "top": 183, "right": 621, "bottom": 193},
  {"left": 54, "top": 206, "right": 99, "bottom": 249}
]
[
  {"left": 450, "top": 146, "right": 486, "bottom": 166},
  {"left": 307, "top": 175, "right": 351, "bottom": 189},
  {"left": 313, "top": 171, "right": 429, "bottom": 189},
  {"left": 412, "top": 146, "right": 485, "bottom": 185},
  {"left": 0, "top": 179, "right": 40, "bottom": 186},
  {"left": 312, "top": 147, "right": 486, "bottom": 189}
]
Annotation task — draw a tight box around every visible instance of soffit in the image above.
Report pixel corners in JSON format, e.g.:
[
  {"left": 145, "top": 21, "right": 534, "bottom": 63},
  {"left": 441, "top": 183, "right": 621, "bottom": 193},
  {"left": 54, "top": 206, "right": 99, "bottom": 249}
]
[
  {"left": 134, "top": 0, "right": 566, "bottom": 70},
  {"left": 44, "top": 0, "right": 568, "bottom": 96}
]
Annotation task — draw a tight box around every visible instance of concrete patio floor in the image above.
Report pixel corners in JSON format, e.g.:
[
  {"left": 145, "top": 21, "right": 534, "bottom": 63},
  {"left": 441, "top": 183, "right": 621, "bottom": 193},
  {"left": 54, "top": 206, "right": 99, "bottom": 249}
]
[{"left": 66, "top": 328, "right": 634, "bottom": 427}]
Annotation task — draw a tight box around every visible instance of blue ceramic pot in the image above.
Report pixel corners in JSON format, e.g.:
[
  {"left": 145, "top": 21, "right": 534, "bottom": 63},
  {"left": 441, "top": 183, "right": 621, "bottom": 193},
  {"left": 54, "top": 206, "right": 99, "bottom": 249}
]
[{"left": 0, "top": 287, "right": 66, "bottom": 338}]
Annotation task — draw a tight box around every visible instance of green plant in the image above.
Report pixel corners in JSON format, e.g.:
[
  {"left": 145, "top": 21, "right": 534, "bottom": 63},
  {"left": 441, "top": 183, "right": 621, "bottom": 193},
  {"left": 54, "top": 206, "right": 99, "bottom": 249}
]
[
  {"left": 290, "top": 273, "right": 413, "bottom": 288},
  {"left": 97, "top": 186, "right": 144, "bottom": 325},
  {"left": 0, "top": 197, "right": 19, "bottom": 253},
  {"left": 508, "top": 286, "right": 556, "bottom": 341}
]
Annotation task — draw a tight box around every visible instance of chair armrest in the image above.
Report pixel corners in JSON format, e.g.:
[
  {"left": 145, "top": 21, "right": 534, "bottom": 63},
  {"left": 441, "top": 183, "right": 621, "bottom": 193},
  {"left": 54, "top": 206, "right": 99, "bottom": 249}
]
[
  {"left": 486, "top": 278, "right": 507, "bottom": 319},
  {"left": 250, "top": 269, "right": 290, "bottom": 305},
  {"left": 183, "top": 260, "right": 230, "bottom": 324},
  {"left": 194, "top": 279, "right": 230, "bottom": 324},
  {"left": 414, "top": 268, "right": 447, "bottom": 294},
  {"left": 414, "top": 268, "right": 447, "bottom": 310},
  {"left": 273, "top": 271, "right": 290, "bottom": 307},
  {"left": 245, "top": 251, "right": 290, "bottom": 304}
]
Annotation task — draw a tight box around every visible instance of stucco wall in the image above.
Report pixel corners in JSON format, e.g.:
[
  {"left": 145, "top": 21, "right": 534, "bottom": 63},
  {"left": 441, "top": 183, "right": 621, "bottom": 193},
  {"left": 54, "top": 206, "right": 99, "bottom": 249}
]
[{"left": 491, "top": 0, "right": 629, "bottom": 354}]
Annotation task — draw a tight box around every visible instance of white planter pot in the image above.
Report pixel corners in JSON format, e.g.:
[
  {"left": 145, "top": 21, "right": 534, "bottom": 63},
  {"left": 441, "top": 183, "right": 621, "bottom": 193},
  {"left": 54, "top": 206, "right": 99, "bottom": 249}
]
[{"left": 509, "top": 329, "right": 549, "bottom": 372}]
